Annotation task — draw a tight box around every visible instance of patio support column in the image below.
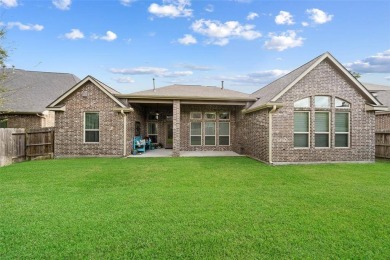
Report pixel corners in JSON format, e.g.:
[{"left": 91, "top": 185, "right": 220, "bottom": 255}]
[{"left": 173, "top": 100, "right": 181, "bottom": 157}]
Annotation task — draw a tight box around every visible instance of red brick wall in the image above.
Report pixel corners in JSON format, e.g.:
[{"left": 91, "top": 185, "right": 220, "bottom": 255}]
[
  {"left": 271, "top": 60, "right": 376, "bottom": 163},
  {"left": 0, "top": 114, "right": 42, "bottom": 128},
  {"left": 234, "top": 109, "right": 269, "bottom": 162},
  {"left": 54, "top": 82, "right": 126, "bottom": 157}
]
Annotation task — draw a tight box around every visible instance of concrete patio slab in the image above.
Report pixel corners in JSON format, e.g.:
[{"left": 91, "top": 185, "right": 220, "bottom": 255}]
[{"left": 127, "top": 149, "right": 242, "bottom": 158}]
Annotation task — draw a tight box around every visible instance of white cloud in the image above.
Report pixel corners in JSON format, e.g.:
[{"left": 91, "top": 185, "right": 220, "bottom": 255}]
[
  {"left": 178, "top": 34, "right": 197, "bottom": 45},
  {"left": 52, "top": 0, "right": 71, "bottom": 10},
  {"left": 6, "top": 22, "right": 44, "bottom": 31},
  {"left": 301, "top": 22, "right": 309, "bottom": 27},
  {"left": 275, "top": 11, "right": 294, "bottom": 25},
  {"left": 114, "top": 77, "right": 135, "bottom": 83},
  {"left": 120, "top": 0, "right": 136, "bottom": 6},
  {"left": 92, "top": 31, "right": 117, "bottom": 41},
  {"left": 306, "top": 8, "right": 333, "bottom": 24},
  {"left": 246, "top": 12, "right": 259, "bottom": 21},
  {"left": 191, "top": 19, "right": 261, "bottom": 46},
  {"left": 205, "top": 4, "right": 214, "bottom": 12},
  {"left": 0, "top": 0, "right": 18, "bottom": 8},
  {"left": 148, "top": 0, "right": 192, "bottom": 18},
  {"left": 345, "top": 50, "right": 390, "bottom": 73},
  {"left": 264, "top": 30, "right": 304, "bottom": 51},
  {"left": 64, "top": 29, "right": 84, "bottom": 40},
  {"left": 386, "top": 76, "right": 390, "bottom": 81},
  {"left": 110, "top": 66, "right": 193, "bottom": 78}
]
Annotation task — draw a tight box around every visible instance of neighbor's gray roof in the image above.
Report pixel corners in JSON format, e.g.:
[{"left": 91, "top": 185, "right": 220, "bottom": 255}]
[
  {"left": 364, "top": 83, "right": 390, "bottom": 109},
  {"left": 363, "top": 83, "right": 390, "bottom": 92},
  {"left": 248, "top": 53, "right": 324, "bottom": 111},
  {"left": 119, "top": 84, "right": 253, "bottom": 101},
  {"left": 1, "top": 69, "right": 80, "bottom": 113}
]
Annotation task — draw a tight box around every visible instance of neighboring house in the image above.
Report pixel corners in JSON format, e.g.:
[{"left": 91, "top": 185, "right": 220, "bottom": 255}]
[
  {"left": 363, "top": 83, "right": 390, "bottom": 132},
  {"left": 47, "top": 52, "right": 386, "bottom": 163},
  {"left": 0, "top": 69, "right": 79, "bottom": 128}
]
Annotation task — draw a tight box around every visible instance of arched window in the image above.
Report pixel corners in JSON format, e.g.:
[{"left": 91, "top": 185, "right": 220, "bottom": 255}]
[
  {"left": 335, "top": 98, "right": 350, "bottom": 108},
  {"left": 294, "top": 97, "right": 310, "bottom": 108}
]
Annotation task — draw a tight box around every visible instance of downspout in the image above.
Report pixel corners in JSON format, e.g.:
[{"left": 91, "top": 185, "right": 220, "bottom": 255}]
[
  {"left": 36, "top": 113, "right": 46, "bottom": 127},
  {"left": 121, "top": 110, "right": 127, "bottom": 157},
  {"left": 268, "top": 105, "right": 277, "bottom": 164}
]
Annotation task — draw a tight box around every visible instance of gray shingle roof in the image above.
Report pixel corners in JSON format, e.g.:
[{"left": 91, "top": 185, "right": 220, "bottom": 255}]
[
  {"left": 121, "top": 84, "right": 253, "bottom": 100},
  {"left": 248, "top": 53, "right": 324, "bottom": 111},
  {"left": 364, "top": 83, "right": 390, "bottom": 109},
  {"left": 1, "top": 69, "right": 80, "bottom": 113}
]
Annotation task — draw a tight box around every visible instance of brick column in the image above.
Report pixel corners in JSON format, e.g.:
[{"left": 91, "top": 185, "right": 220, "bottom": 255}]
[{"left": 173, "top": 100, "right": 181, "bottom": 157}]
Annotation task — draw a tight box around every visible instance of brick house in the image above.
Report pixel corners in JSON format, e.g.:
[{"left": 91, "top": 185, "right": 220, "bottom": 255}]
[
  {"left": 0, "top": 69, "right": 79, "bottom": 128},
  {"left": 47, "top": 52, "right": 386, "bottom": 163}
]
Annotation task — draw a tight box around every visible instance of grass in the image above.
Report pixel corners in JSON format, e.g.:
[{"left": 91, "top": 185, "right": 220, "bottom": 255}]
[{"left": 0, "top": 157, "right": 389, "bottom": 259}]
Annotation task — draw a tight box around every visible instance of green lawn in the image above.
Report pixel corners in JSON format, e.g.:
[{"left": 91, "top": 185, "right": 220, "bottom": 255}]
[{"left": 0, "top": 157, "right": 389, "bottom": 259}]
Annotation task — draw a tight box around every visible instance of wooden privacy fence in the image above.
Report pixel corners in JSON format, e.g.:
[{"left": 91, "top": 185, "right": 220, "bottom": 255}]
[
  {"left": 375, "top": 132, "right": 390, "bottom": 159},
  {"left": 0, "top": 128, "right": 54, "bottom": 167}
]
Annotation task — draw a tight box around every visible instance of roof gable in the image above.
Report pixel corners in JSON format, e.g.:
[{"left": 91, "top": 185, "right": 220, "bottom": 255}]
[
  {"left": 47, "top": 76, "right": 125, "bottom": 108},
  {"left": 246, "top": 52, "right": 381, "bottom": 113}
]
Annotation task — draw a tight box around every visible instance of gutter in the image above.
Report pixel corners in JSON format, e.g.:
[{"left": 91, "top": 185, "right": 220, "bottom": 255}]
[{"left": 242, "top": 103, "right": 284, "bottom": 114}]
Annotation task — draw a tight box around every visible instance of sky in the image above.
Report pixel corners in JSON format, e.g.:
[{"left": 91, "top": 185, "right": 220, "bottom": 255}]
[{"left": 1, "top": 0, "right": 389, "bottom": 94}]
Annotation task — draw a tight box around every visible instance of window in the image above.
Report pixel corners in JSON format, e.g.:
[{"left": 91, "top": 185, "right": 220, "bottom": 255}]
[
  {"left": 219, "top": 112, "right": 230, "bottom": 120},
  {"left": 294, "top": 97, "right": 310, "bottom": 108},
  {"left": 294, "top": 112, "right": 309, "bottom": 148},
  {"left": 147, "top": 122, "right": 158, "bottom": 143},
  {"left": 205, "top": 112, "right": 216, "bottom": 120},
  {"left": 84, "top": 112, "right": 99, "bottom": 143},
  {"left": 335, "top": 113, "right": 349, "bottom": 147},
  {"left": 315, "top": 112, "right": 329, "bottom": 147},
  {"left": 204, "top": 122, "right": 216, "bottom": 146},
  {"left": 219, "top": 122, "right": 230, "bottom": 146},
  {"left": 190, "top": 112, "right": 202, "bottom": 120},
  {"left": 315, "top": 96, "right": 330, "bottom": 108},
  {"left": 335, "top": 98, "right": 350, "bottom": 108},
  {"left": 190, "top": 122, "right": 202, "bottom": 146}
]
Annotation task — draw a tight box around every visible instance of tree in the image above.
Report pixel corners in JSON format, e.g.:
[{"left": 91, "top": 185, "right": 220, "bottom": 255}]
[
  {"left": 0, "top": 28, "right": 8, "bottom": 109},
  {"left": 348, "top": 70, "right": 361, "bottom": 79}
]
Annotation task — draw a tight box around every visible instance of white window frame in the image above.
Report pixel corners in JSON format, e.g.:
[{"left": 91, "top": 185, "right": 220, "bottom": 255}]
[
  {"left": 218, "top": 122, "right": 230, "bottom": 146},
  {"left": 294, "top": 97, "right": 310, "bottom": 108},
  {"left": 190, "top": 112, "right": 202, "bottom": 120},
  {"left": 335, "top": 98, "right": 351, "bottom": 109},
  {"left": 218, "top": 112, "right": 230, "bottom": 120},
  {"left": 204, "top": 112, "right": 216, "bottom": 120},
  {"left": 190, "top": 122, "right": 202, "bottom": 146},
  {"left": 84, "top": 112, "right": 99, "bottom": 143},
  {"left": 294, "top": 111, "right": 310, "bottom": 148},
  {"left": 314, "top": 111, "right": 330, "bottom": 148},
  {"left": 204, "top": 121, "right": 216, "bottom": 146},
  {"left": 335, "top": 112, "right": 350, "bottom": 148}
]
